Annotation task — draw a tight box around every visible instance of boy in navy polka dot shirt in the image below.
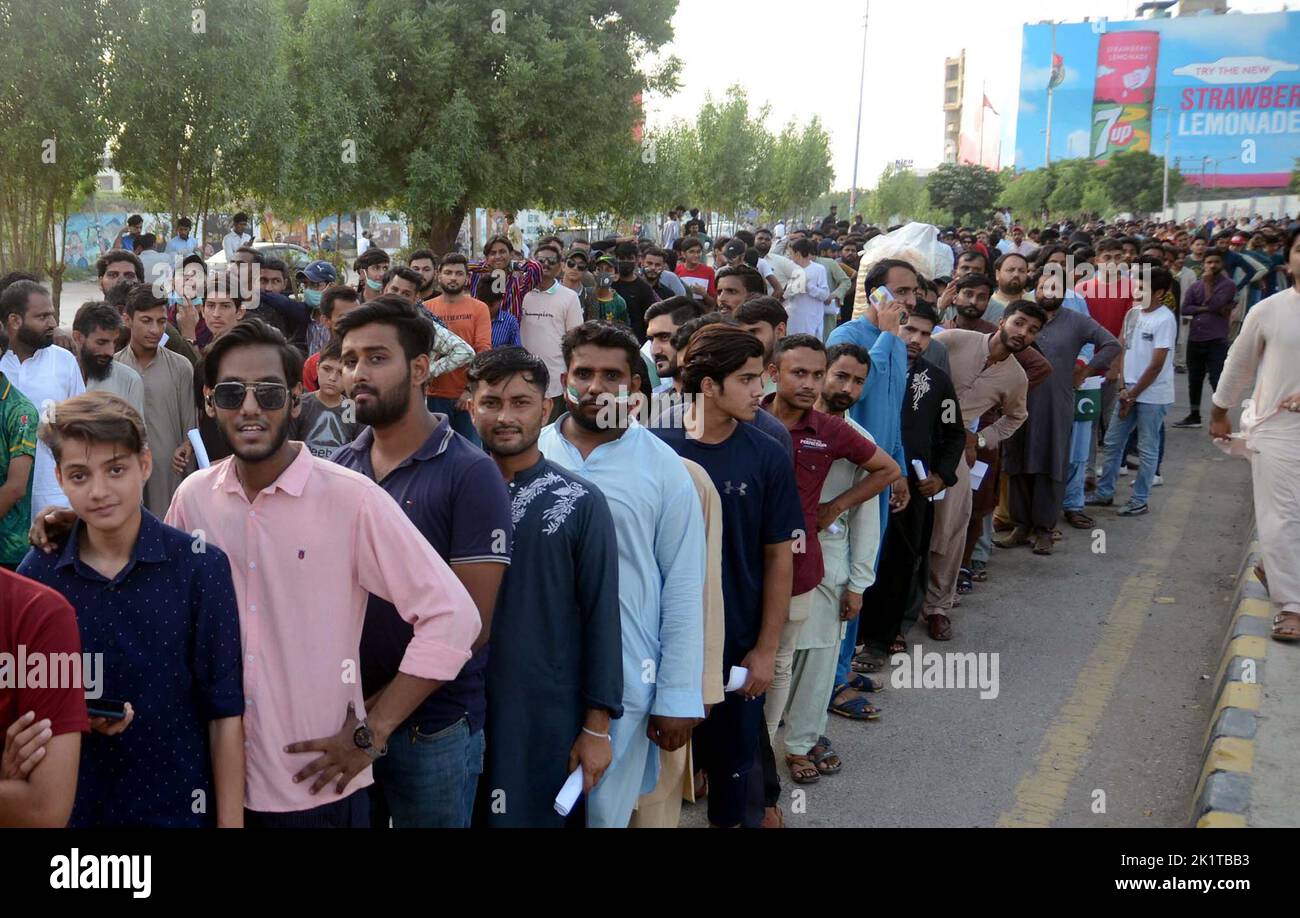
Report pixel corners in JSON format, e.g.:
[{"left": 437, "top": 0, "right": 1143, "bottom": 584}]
[{"left": 19, "top": 391, "right": 245, "bottom": 827}]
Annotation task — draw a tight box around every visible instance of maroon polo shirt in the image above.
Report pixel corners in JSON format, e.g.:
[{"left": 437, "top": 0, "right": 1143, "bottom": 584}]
[
  {"left": 0, "top": 568, "right": 90, "bottom": 741},
  {"left": 761, "top": 395, "right": 877, "bottom": 595}
]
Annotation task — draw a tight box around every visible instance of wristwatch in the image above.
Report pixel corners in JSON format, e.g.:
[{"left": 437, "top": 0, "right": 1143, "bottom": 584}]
[
  {"left": 352, "top": 721, "right": 387, "bottom": 760},
  {"left": 977, "top": 433, "right": 987, "bottom": 450}
]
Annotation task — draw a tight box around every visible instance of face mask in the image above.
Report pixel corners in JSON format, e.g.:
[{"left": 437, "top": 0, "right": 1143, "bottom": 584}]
[
  {"left": 366, "top": 277, "right": 383, "bottom": 291},
  {"left": 304, "top": 288, "right": 322, "bottom": 307}
]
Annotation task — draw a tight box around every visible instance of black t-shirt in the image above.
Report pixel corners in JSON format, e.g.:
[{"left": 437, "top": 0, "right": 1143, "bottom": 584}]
[
  {"left": 652, "top": 421, "right": 803, "bottom": 667},
  {"left": 613, "top": 276, "right": 658, "bottom": 342}
]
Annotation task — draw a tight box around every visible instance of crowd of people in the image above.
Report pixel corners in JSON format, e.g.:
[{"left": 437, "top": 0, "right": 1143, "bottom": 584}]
[{"left": 1, "top": 202, "right": 1297, "bottom": 829}]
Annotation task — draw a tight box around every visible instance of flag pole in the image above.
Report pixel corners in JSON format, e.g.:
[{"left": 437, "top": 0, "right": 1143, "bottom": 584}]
[
  {"left": 848, "top": 2, "right": 871, "bottom": 216},
  {"left": 1045, "top": 22, "right": 1056, "bottom": 167}
]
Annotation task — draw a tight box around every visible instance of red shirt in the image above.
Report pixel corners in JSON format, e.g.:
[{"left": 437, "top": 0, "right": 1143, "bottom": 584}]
[
  {"left": 675, "top": 262, "right": 717, "bottom": 298},
  {"left": 0, "top": 568, "right": 90, "bottom": 740},
  {"left": 302, "top": 351, "right": 321, "bottom": 392},
  {"left": 1074, "top": 275, "right": 1135, "bottom": 339},
  {"left": 762, "top": 397, "right": 877, "bottom": 595}
]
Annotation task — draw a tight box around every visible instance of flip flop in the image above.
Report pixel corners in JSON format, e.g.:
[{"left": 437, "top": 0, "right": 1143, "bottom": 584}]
[
  {"left": 1272, "top": 612, "right": 1300, "bottom": 643},
  {"left": 809, "top": 737, "right": 842, "bottom": 775},
  {"left": 828, "top": 686, "right": 883, "bottom": 720}
]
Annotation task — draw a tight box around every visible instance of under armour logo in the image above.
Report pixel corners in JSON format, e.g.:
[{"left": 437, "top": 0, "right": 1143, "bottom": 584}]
[{"left": 723, "top": 481, "right": 749, "bottom": 496}]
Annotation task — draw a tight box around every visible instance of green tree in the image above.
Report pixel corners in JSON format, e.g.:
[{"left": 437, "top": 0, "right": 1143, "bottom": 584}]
[
  {"left": 1098, "top": 149, "right": 1182, "bottom": 215},
  {"left": 925, "top": 162, "right": 1001, "bottom": 223},
  {"left": 868, "top": 164, "right": 926, "bottom": 225},
  {"left": 754, "top": 118, "right": 834, "bottom": 220},
  {"left": 1046, "top": 160, "right": 1092, "bottom": 215},
  {"left": 688, "top": 85, "right": 767, "bottom": 229},
  {"left": 101, "top": 0, "right": 291, "bottom": 230},
  {"left": 283, "top": 0, "right": 679, "bottom": 252},
  {"left": 0, "top": 0, "right": 110, "bottom": 308},
  {"left": 1000, "top": 169, "right": 1054, "bottom": 222}
]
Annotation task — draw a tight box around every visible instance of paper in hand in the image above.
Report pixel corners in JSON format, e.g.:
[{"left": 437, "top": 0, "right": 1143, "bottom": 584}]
[
  {"left": 554, "top": 766, "right": 584, "bottom": 817},
  {"left": 187, "top": 429, "right": 211, "bottom": 469},
  {"left": 724, "top": 666, "right": 749, "bottom": 693}
]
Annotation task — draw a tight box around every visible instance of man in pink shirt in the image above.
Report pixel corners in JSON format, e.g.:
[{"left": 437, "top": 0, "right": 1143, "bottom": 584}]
[{"left": 33, "top": 317, "right": 481, "bottom": 827}]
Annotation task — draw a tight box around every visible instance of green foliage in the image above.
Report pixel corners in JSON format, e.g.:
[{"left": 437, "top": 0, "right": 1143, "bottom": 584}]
[
  {"left": 925, "top": 162, "right": 1002, "bottom": 224},
  {"left": 1097, "top": 149, "right": 1180, "bottom": 214},
  {"left": 0, "top": 0, "right": 111, "bottom": 284},
  {"left": 101, "top": 0, "right": 291, "bottom": 226},
  {"left": 1000, "top": 169, "right": 1054, "bottom": 221}
]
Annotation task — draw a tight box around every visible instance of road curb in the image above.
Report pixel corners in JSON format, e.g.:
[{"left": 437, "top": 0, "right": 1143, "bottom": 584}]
[{"left": 1191, "top": 538, "right": 1269, "bottom": 828}]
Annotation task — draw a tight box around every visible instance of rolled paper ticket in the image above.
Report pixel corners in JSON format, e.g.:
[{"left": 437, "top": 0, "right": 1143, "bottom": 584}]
[
  {"left": 724, "top": 666, "right": 749, "bottom": 693},
  {"left": 553, "top": 766, "right": 584, "bottom": 817},
  {"left": 187, "top": 429, "right": 211, "bottom": 469}
]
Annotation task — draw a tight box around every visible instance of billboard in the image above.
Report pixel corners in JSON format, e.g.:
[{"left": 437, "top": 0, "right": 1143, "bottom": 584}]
[{"left": 1015, "top": 10, "right": 1300, "bottom": 189}]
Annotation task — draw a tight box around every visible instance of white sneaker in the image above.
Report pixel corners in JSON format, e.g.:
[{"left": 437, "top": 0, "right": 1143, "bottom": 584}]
[
  {"left": 1119, "top": 466, "right": 1129, "bottom": 476},
  {"left": 1153, "top": 474, "right": 1164, "bottom": 486}
]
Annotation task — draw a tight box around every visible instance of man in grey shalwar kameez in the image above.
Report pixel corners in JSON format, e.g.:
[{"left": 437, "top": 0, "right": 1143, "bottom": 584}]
[{"left": 999, "top": 269, "right": 1120, "bottom": 554}]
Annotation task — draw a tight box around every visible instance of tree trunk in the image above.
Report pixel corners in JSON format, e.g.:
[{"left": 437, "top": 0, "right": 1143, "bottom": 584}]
[{"left": 423, "top": 202, "right": 468, "bottom": 255}]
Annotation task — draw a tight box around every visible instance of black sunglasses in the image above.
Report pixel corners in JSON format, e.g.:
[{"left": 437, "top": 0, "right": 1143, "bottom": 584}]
[
  {"left": 566, "top": 258, "right": 587, "bottom": 269},
  {"left": 536, "top": 256, "right": 558, "bottom": 266},
  {"left": 210, "top": 381, "right": 291, "bottom": 411}
]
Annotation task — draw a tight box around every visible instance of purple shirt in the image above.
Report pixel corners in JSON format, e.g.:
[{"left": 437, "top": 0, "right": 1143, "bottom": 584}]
[
  {"left": 331, "top": 416, "right": 512, "bottom": 734},
  {"left": 1183, "top": 273, "right": 1237, "bottom": 342}
]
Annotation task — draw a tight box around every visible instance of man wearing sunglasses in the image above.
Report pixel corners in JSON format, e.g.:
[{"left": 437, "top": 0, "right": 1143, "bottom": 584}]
[{"left": 34, "top": 317, "right": 482, "bottom": 827}]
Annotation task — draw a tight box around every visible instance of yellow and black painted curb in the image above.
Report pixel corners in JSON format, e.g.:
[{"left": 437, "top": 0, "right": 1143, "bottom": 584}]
[{"left": 1190, "top": 537, "right": 1268, "bottom": 828}]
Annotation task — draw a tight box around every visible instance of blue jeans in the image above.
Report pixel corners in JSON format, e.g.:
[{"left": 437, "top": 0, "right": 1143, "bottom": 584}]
[
  {"left": 1096, "top": 402, "right": 1168, "bottom": 507},
  {"left": 426, "top": 396, "right": 481, "bottom": 448},
  {"left": 1124, "top": 423, "right": 1166, "bottom": 474},
  {"left": 370, "top": 717, "right": 484, "bottom": 828}
]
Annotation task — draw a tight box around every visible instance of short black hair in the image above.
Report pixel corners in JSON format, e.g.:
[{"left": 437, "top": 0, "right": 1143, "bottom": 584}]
[
  {"left": 408, "top": 249, "right": 438, "bottom": 266},
  {"left": 318, "top": 339, "right": 343, "bottom": 363},
  {"left": 904, "top": 302, "right": 941, "bottom": 326},
  {"left": 1203, "top": 246, "right": 1227, "bottom": 260},
  {"left": 124, "top": 282, "right": 167, "bottom": 317},
  {"left": 561, "top": 321, "right": 643, "bottom": 379},
  {"left": 439, "top": 252, "right": 469, "bottom": 270},
  {"left": 73, "top": 302, "right": 122, "bottom": 336},
  {"left": 614, "top": 241, "right": 638, "bottom": 260},
  {"left": 233, "top": 245, "right": 265, "bottom": 266},
  {"left": 1145, "top": 266, "right": 1174, "bottom": 298},
  {"left": 1003, "top": 300, "right": 1048, "bottom": 326},
  {"left": 772, "top": 333, "right": 825, "bottom": 367},
  {"left": 0, "top": 280, "right": 48, "bottom": 326},
  {"left": 789, "top": 238, "right": 814, "bottom": 258},
  {"left": 644, "top": 295, "right": 704, "bottom": 328},
  {"left": 321, "top": 285, "right": 359, "bottom": 320},
  {"left": 955, "top": 272, "right": 994, "bottom": 293},
  {"left": 678, "top": 323, "right": 763, "bottom": 395},
  {"left": 0, "top": 272, "right": 39, "bottom": 297},
  {"left": 671, "top": 312, "right": 734, "bottom": 353},
  {"left": 1094, "top": 236, "right": 1124, "bottom": 255},
  {"left": 382, "top": 265, "right": 423, "bottom": 292},
  {"left": 862, "top": 258, "right": 917, "bottom": 295},
  {"left": 733, "top": 295, "right": 787, "bottom": 330},
  {"left": 232, "top": 212, "right": 250, "bottom": 224},
  {"left": 716, "top": 264, "right": 765, "bottom": 296},
  {"left": 205, "top": 317, "right": 304, "bottom": 389},
  {"left": 680, "top": 235, "right": 703, "bottom": 253},
  {"left": 96, "top": 249, "right": 144, "bottom": 280},
  {"left": 333, "top": 295, "right": 435, "bottom": 363},
  {"left": 467, "top": 346, "right": 550, "bottom": 395},
  {"left": 826, "top": 343, "right": 871, "bottom": 370},
  {"left": 355, "top": 247, "right": 390, "bottom": 272}
]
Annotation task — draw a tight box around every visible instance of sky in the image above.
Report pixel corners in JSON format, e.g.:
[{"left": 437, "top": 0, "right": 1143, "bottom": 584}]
[{"left": 642, "top": 0, "right": 1291, "bottom": 195}]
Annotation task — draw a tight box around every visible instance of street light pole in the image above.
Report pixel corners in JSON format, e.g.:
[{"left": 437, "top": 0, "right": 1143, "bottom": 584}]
[
  {"left": 1155, "top": 105, "right": 1171, "bottom": 218},
  {"left": 848, "top": 2, "right": 871, "bottom": 216}
]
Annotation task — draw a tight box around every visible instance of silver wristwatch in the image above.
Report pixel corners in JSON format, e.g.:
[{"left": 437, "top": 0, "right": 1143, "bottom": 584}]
[{"left": 352, "top": 721, "right": 387, "bottom": 760}]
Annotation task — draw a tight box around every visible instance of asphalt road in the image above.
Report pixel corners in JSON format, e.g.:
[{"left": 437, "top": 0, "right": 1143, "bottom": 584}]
[{"left": 683, "top": 393, "right": 1254, "bottom": 828}]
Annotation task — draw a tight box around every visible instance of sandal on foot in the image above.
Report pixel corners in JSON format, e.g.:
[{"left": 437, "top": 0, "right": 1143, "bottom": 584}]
[
  {"left": 957, "top": 567, "right": 973, "bottom": 594},
  {"left": 828, "top": 686, "right": 883, "bottom": 720},
  {"left": 1064, "top": 510, "right": 1093, "bottom": 529},
  {"left": 970, "top": 562, "right": 989, "bottom": 582},
  {"left": 1272, "top": 611, "right": 1300, "bottom": 643},
  {"left": 927, "top": 613, "right": 953, "bottom": 641},
  {"left": 785, "top": 753, "right": 821, "bottom": 784},
  {"left": 809, "top": 738, "right": 842, "bottom": 775},
  {"left": 886, "top": 634, "right": 907, "bottom": 655},
  {"left": 845, "top": 673, "right": 884, "bottom": 693}
]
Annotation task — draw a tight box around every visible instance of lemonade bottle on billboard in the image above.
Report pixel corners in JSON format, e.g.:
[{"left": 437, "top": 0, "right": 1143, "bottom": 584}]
[{"left": 1090, "top": 30, "right": 1160, "bottom": 162}]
